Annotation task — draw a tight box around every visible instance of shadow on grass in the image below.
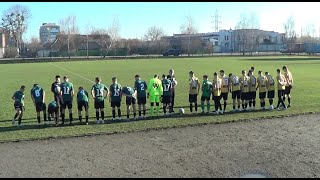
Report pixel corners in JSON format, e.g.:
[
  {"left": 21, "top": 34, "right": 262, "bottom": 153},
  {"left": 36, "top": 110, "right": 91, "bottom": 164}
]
[{"left": 243, "top": 57, "right": 320, "bottom": 61}]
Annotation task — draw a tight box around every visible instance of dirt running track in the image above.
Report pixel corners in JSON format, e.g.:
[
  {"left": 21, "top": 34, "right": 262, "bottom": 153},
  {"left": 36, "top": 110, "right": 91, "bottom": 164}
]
[{"left": 1, "top": 114, "right": 320, "bottom": 178}]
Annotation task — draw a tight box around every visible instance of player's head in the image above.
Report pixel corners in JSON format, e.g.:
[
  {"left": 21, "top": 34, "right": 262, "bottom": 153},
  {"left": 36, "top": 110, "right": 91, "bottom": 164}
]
[
  {"left": 63, "top": 76, "right": 69, "bottom": 82},
  {"left": 167, "top": 75, "right": 171, "bottom": 79},
  {"left": 251, "top": 66, "right": 255, "bottom": 72},
  {"left": 213, "top": 72, "right": 218, "bottom": 79},
  {"left": 20, "top": 85, "right": 26, "bottom": 92},
  {"left": 228, "top": 73, "right": 232, "bottom": 78},
  {"left": 78, "top": 86, "right": 83, "bottom": 91},
  {"left": 189, "top": 71, "right": 194, "bottom": 78},
  {"left": 203, "top": 74, "right": 208, "bottom": 80},
  {"left": 33, "top": 83, "right": 38, "bottom": 87},
  {"left": 282, "top": 65, "right": 288, "bottom": 72},
  {"left": 162, "top": 74, "right": 166, "bottom": 79},
  {"left": 135, "top": 74, "right": 140, "bottom": 81},
  {"left": 169, "top": 69, "right": 174, "bottom": 76},
  {"left": 55, "top": 75, "right": 60, "bottom": 82},
  {"left": 258, "top": 71, "right": 262, "bottom": 75},
  {"left": 154, "top": 74, "right": 159, "bottom": 79},
  {"left": 276, "top": 68, "right": 281, "bottom": 75},
  {"left": 248, "top": 70, "right": 252, "bottom": 76},
  {"left": 112, "top": 77, "right": 117, "bottom": 83},
  {"left": 95, "top": 77, "right": 101, "bottom": 83},
  {"left": 265, "top": 72, "right": 269, "bottom": 76},
  {"left": 219, "top": 70, "right": 224, "bottom": 76},
  {"left": 242, "top": 70, "right": 246, "bottom": 76}
]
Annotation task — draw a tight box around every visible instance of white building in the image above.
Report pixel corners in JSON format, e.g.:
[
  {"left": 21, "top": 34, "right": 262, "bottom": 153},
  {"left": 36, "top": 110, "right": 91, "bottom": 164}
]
[{"left": 39, "top": 23, "right": 60, "bottom": 44}]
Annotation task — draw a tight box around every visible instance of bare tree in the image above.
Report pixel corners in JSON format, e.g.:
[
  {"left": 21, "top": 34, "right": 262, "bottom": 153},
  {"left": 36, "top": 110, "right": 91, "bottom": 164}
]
[
  {"left": 144, "top": 26, "right": 166, "bottom": 54},
  {"left": 27, "top": 36, "right": 40, "bottom": 57},
  {"left": 180, "top": 15, "right": 198, "bottom": 56},
  {"left": 1, "top": 4, "right": 31, "bottom": 55},
  {"left": 283, "top": 16, "right": 297, "bottom": 53},
  {"left": 106, "top": 17, "right": 120, "bottom": 56},
  {"left": 91, "top": 28, "right": 110, "bottom": 57},
  {"left": 58, "top": 15, "right": 79, "bottom": 58}
]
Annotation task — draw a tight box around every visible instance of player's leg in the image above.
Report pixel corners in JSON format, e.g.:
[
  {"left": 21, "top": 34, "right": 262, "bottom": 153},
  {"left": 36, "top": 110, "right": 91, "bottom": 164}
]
[
  {"left": 48, "top": 109, "right": 52, "bottom": 122},
  {"left": 200, "top": 96, "right": 205, "bottom": 113},
  {"left": 248, "top": 92, "right": 252, "bottom": 110},
  {"left": 138, "top": 101, "right": 142, "bottom": 118},
  {"left": 245, "top": 93, "right": 249, "bottom": 110},
  {"left": 189, "top": 94, "right": 193, "bottom": 112},
  {"left": 231, "top": 92, "right": 236, "bottom": 111},
  {"left": 142, "top": 97, "right": 147, "bottom": 118},
  {"left": 17, "top": 106, "right": 23, "bottom": 126},
  {"left": 213, "top": 96, "right": 218, "bottom": 114},
  {"left": 111, "top": 102, "right": 116, "bottom": 120},
  {"left": 237, "top": 91, "right": 241, "bottom": 111},
  {"left": 95, "top": 100, "right": 100, "bottom": 123},
  {"left": 126, "top": 97, "right": 131, "bottom": 119},
  {"left": 117, "top": 102, "right": 121, "bottom": 119},
  {"left": 85, "top": 102, "right": 89, "bottom": 124},
  {"left": 150, "top": 95, "right": 155, "bottom": 116},
  {"left": 218, "top": 95, "right": 222, "bottom": 113},
  {"left": 36, "top": 105, "right": 41, "bottom": 126},
  {"left": 42, "top": 103, "right": 47, "bottom": 124},
  {"left": 223, "top": 93, "right": 228, "bottom": 112},
  {"left": 61, "top": 102, "right": 66, "bottom": 125},
  {"left": 170, "top": 92, "right": 175, "bottom": 113},
  {"left": 67, "top": 102, "right": 73, "bottom": 124},
  {"left": 287, "top": 86, "right": 292, "bottom": 107},
  {"left": 163, "top": 96, "right": 167, "bottom": 115},
  {"left": 206, "top": 97, "right": 210, "bottom": 113},
  {"left": 132, "top": 98, "right": 137, "bottom": 119},
  {"left": 155, "top": 95, "right": 161, "bottom": 116},
  {"left": 99, "top": 100, "right": 105, "bottom": 123},
  {"left": 241, "top": 93, "right": 245, "bottom": 110},
  {"left": 252, "top": 92, "right": 256, "bottom": 109},
  {"left": 78, "top": 101, "right": 83, "bottom": 123}
]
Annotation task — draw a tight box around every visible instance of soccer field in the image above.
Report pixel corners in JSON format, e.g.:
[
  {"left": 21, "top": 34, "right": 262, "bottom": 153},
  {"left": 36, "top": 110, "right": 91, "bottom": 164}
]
[{"left": 0, "top": 56, "right": 319, "bottom": 142}]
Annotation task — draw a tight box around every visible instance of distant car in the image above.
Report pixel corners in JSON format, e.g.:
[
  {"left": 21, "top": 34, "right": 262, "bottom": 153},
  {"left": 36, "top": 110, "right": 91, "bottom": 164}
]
[{"left": 163, "top": 49, "right": 181, "bottom": 56}]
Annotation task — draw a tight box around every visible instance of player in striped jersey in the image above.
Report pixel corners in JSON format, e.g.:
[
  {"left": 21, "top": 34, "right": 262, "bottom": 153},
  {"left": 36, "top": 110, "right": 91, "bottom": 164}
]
[
  {"left": 240, "top": 70, "right": 250, "bottom": 111},
  {"left": 248, "top": 70, "right": 257, "bottom": 111},
  {"left": 219, "top": 70, "right": 229, "bottom": 113},
  {"left": 276, "top": 69, "right": 287, "bottom": 110},
  {"left": 229, "top": 73, "right": 241, "bottom": 112},
  {"left": 282, "top": 65, "right": 293, "bottom": 108},
  {"left": 265, "top": 72, "right": 275, "bottom": 110},
  {"left": 188, "top": 71, "right": 200, "bottom": 113},
  {"left": 256, "top": 71, "right": 267, "bottom": 110}
]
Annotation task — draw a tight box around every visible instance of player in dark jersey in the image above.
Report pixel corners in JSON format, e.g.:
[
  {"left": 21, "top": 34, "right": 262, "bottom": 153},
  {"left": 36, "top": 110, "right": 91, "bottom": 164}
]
[
  {"left": 162, "top": 74, "right": 172, "bottom": 115},
  {"left": 47, "top": 100, "right": 59, "bottom": 125},
  {"left": 77, "top": 87, "right": 89, "bottom": 125},
  {"left": 134, "top": 74, "right": 148, "bottom": 119},
  {"left": 91, "top": 77, "right": 109, "bottom": 124},
  {"left": 122, "top": 86, "right": 137, "bottom": 120},
  {"left": 109, "top": 77, "right": 122, "bottom": 121},
  {"left": 31, "top": 84, "right": 47, "bottom": 126},
  {"left": 168, "top": 69, "right": 177, "bottom": 113},
  {"left": 51, "top": 75, "right": 62, "bottom": 114},
  {"left": 60, "top": 76, "right": 74, "bottom": 125},
  {"left": 12, "top": 85, "right": 26, "bottom": 127}
]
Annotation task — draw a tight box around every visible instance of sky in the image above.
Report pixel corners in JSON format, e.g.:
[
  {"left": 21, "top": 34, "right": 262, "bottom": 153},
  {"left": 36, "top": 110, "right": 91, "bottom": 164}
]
[{"left": 0, "top": 2, "right": 320, "bottom": 42}]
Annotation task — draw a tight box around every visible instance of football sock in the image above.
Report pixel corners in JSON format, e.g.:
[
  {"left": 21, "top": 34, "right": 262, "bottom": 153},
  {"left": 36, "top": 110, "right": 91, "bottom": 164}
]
[
  {"left": 224, "top": 102, "right": 227, "bottom": 111},
  {"left": 163, "top": 105, "right": 167, "bottom": 114},
  {"left": 195, "top": 103, "right": 198, "bottom": 111},
  {"left": 201, "top": 102, "right": 205, "bottom": 111},
  {"left": 37, "top": 116, "right": 40, "bottom": 124},
  {"left": 233, "top": 105, "right": 235, "bottom": 110},
  {"left": 190, "top": 103, "right": 193, "bottom": 112},
  {"left": 14, "top": 113, "right": 18, "bottom": 119},
  {"left": 69, "top": 113, "right": 73, "bottom": 123},
  {"left": 260, "top": 102, "right": 263, "bottom": 108},
  {"left": 18, "top": 117, "right": 22, "bottom": 125},
  {"left": 127, "top": 114, "right": 129, "bottom": 119},
  {"left": 238, "top": 105, "right": 240, "bottom": 109},
  {"left": 85, "top": 116, "right": 89, "bottom": 123},
  {"left": 288, "top": 98, "right": 291, "bottom": 105},
  {"left": 249, "top": 101, "right": 252, "bottom": 107},
  {"left": 269, "top": 99, "right": 273, "bottom": 105},
  {"left": 101, "top": 111, "right": 104, "bottom": 120},
  {"left": 156, "top": 106, "right": 160, "bottom": 116},
  {"left": 242, "top": 104, "right": 245, "bottom": 109},
  {"left": 133, "top": 113, "right": 136, "bottom": 118},
  {"left": 245, "top": 103, "right": 248, "bottom": 109},
  {"left": 79, "top": 116, "right": 82, "bottom": 122},
  {"left": 44, "top": 114, "right": 46, "bottom": 122},
  {"left": 48, "top": 116, "right": 51, "bottom": 122},
  {"left": 96, "top": 112, "right": 99, "bottom": 120},
  {"left": 143, "top": 110, "right": 146, "bottom": 116},
  {"left": 118, "top": 109, "right": 121, "bottom": 117},
  {"left": 139, "top": 111, "right": 141, "bottom": 117},
  {"left": 206, "top": 102, "right": 210, "bottom": 112},
  {"left": 219, "top": 102, "right": 222, "bottom": 111},
  {"left": 253, "top": 100, "right": 256, "bottom": 107},
  {"left": 112, "top": 110, "right": 116, "bottom": 118},
  {"left": 62, "top": 114, "right": 65, "bottom": 124}
]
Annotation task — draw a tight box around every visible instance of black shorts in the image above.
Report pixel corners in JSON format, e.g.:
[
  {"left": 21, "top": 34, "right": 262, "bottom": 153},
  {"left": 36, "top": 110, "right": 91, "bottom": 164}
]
[
  {"left": 232, "top": 90, "right": 241, "bottom": 99},
  {"left": 36, "top": 102, "right": 46, "bottom": 112},
  {"left": 249, "top": 91, "right": 256, "bottom": 100},
  {"left": 94, "top": 100, "right": 105, "bottom": 109},
  {"left": 189, "top": 94, "right": 198, "bottom": 103},
  {"left": 126, "top": 96, "right": 136, "bottom": 105},
  {"left": 221, "top": 92, "right": 228, "bottom": 101},
  {"left": 162, "top": 96, "right": 172, "bottom": 104},
  {"left": 62, "top": 101, "right": 72, "bottom": 109},
  {"left": 137, "top": 96, "right": 146, "bottom": 105},
  {"left": 213, "top": 95, "right": 222, "bottom": 101},
  {"left": 48, "top": 106, "right": 58, "bottom": 114},
  {"left": 78, "top": 101, "right": 89, "bottom": 111},
  {"left": 14, "top": 102, "right": 23, "bottom": 110},
  {"left": 111, "top": 101, "right": 121, "bottom": 108},
  {"left": 241, "top": 92, "right": 250, "bottom": 100},
  {"left": 259, "top": 92, "right": 267, "bottom": 99},
  {"left": 267, "top": 90, "right": 275, "bottom": 99},
  {"left": 278, "top": 90, "right": 285, "bottom": 98},
  {"left": 201, "top": 96, "right": 210, "bottom": 101},
  {"left": 284, "top": 86, "right": 292, "bottom": 95}
]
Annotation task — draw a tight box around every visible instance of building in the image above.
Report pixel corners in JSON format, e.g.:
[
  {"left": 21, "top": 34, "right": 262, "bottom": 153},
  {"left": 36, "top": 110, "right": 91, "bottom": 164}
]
[
  {"left": 39, "top": 23, "right": 60, "bottom": 44},
  {"left": 0, "top": 27, "right": 16, "bottom": 58}
]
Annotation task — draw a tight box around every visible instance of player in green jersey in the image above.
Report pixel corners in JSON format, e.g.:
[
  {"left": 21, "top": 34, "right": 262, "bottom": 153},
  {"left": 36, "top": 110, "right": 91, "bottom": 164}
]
[
  {"left": 122, "top": 86, "right": 137, "bottom": 120},
  {"left": 12, "top": 85, "right": 26, "bottom": 127},
  {"left": 161, "top": 74, "right": 172, "bottom": 115},
  {"left": 77, "top": 87, "right": 89, "bottom": 125},
  {"left": 31, "top": 84, "right": 47, "bottom": 126},
  {"left": 134, "top": 74, "right": 148, "bottom": 119},
  {"left": 60, "top": 76, "right": 74, "bottom": 125},
  {"left": 201, "top": 75, "right": 213, "bottom": 114},
  {"left": 47, "top": 100, "right": 59, "bottom": 125},
  {"left": 109, "top": 77, "right": 122, "bottom": 121},
  {"left": 91, "top": 77, "right": 109, "bottom": 124},
  {"left": 147, "top": 74, "right": 163, "bottom": 117}
]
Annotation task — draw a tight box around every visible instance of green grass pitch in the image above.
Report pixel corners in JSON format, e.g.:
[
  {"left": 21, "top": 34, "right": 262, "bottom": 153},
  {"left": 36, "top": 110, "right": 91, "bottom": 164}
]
[{"left": 0, "top": 56, "right": 319, "bottom": 142}]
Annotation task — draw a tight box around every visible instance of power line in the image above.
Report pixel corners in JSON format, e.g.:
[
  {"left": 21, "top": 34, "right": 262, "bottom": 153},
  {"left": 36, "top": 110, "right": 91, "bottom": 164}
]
[{"left": 211, "top": 9, "right": 222, "bottom": 32}]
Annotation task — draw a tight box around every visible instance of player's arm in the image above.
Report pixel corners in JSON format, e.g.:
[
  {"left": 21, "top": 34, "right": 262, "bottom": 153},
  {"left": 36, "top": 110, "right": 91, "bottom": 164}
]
[
  {"left": 71, "top": 84, "right": 74, "bottom": 99},
  {"left": 197, "top": 80, "right": 200, "bottom": 94},
  {"left": 43, "top": 90, "right": 45, "bottom": 103},
  {"left": 104, "top": 86, "right": 109, "bottom": 99},
  {"left": 12, "top": 92, "right": 16, "bottom": 101},
  {"left": 147, "top": 80, "right": 153, "bottom": 98},
  {"left": 256, "top": 79, "right": 260, "bottom": 90},
  {"left": 91, "top": 87, "right": 95, "bottom": 99},
  {"left": 30, "top": 90, "right": 36, "bottom": 105},
  {"left": 51, "top": 83, "right": 55, "bottom": 93}
]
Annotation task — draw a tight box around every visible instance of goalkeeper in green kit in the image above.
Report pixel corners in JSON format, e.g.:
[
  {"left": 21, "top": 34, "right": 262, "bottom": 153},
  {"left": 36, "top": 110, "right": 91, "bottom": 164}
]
[{"left": 147, "top": 74, "right": 163, "bottom": 117}]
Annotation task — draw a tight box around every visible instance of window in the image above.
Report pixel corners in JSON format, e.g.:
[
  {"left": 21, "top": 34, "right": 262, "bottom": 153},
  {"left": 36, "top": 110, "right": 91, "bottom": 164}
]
[{"left": 227, "top": 36, "right": 229, "bottom": 41}]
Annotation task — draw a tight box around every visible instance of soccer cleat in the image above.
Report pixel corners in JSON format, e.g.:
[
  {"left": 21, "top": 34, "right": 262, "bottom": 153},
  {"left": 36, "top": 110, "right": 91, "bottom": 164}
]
[
  {"left": 17, "top": 124, "right": 23, "bottom": 128},
  {"left": 86, "top": 122, "right": 89, "bottom": 125},
  {"left": 96, "top": 120, "right": 100, "bottom": 124},
  {"left": 12, "top": 119, "right": 15, "bottom": 125},
  {"left": 100, "top": 120, "right": 104, "bottom": 124},
  {"left": 220, "top": 110, "right": 224, "bottom": 114},
  {"left": 214, "top": 111, "right": 219, "bottom": 115},
  {"left": 287, "top": 104, "right": 291, "bottom": 108}
]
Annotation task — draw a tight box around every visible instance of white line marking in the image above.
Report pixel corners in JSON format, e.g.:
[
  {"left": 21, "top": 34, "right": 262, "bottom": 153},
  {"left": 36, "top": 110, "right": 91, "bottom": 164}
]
[{"left": 49, "top": 63, "right": 95, "bottom": 84}]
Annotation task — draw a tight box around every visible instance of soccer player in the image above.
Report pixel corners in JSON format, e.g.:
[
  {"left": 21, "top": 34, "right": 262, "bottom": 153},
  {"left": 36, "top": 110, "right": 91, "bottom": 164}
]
[
  {"left": 147, "top": 74, "right": 163, "bottom": 117},
  {"left": 282, "top": 65, "right": 293, "bottom": 108},
  {"left": 219, "top": 70, "right": 229, "bottom": 113},
  {"left": 256, "top": 71, "right": 267, "bottom": 110},
  {"left": 30, "top": 84, "right": 47, "bottom": 126},
  {"left": 122, "top": 86, "right": 137, "bottom": 120},
  {"left": 134, "top": 74, "right": 148, "bottom": 119},
  {"left": 91, "top": 77, "right": 109, "bottom": 124},
  {"left": 109, "top": 77, "right": 122, "bottom": 121},
  {"left": 51, "top": 75, "right": 62, "bottom": 114},
  {"left": 240, "top": 70, "right": 250, "bottom": 111},
  {"left": 162, "top": 74, "right": 172, "bottom": 115},
  {"left": 248, "top": 70, "right": 257, "bottom": 111},
  {"left": 229, "top": 73, "right": 241, "bottom": 112},
  {"left": 77, "top": 87, "right": 89, "bottom": 125},
  {"left": 276, "top": 69, "right": 287, "bottom": 110},
  {"left": 212, "top": 72, "right": 222, "bottom": 114},
  {"left": 12, "top": 85, "right": 25, "bottom": 127},
  {"left": 60, "top": 76, "right": 74, "bottom": 125},
  {"left": 189, "top": 71, "right": 200, "bottom": 113},
  {"left": 265, "top": 72, "right": 275, "bottom": 110},
  {"left": 47, "top": 100, "right": 59, "bottom": 125},
  {"left": 200, "top": 75, "right": 212, "bottom": 114},
  {"left": 168, "top": 69, "right": 177, "bottom": 113}
]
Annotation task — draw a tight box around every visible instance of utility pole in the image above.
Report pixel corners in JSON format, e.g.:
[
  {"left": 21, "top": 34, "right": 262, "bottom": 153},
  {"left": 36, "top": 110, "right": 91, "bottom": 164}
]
[
  {"left": 86, "top": 34, "right": 89, "bottom": 59},
  {"left": 211, "top": 9, "right": 222, "bottom": 32}
]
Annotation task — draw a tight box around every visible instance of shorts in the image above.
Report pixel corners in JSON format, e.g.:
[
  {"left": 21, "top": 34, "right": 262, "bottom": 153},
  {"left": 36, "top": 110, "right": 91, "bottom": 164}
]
[
  {"left": 111, "top": 101, "right": 121, "bottom": 108},
  {"left": 284, "top": 85, "right": 292, "bottom": 95},
  {"left": 77, "top": 101, "right": 89, "bottom": 111},
  {"left": 267, "top": 90, "right": 275, "bottom": 99},
  {"left": 162, "top": 96, "right": 172, "bottom": 104},
  {"left": 232, "top": 90, "right": 241, "bottom": 99},
  {"left": 259, "top": 92, "right": 267, "bottom": 99},
  {"left": 94, "top": 100, "right": 105, "bottom": 109},
  {"left": 14, "top": 102, "right": 23, "bottom": 110},
  {"left": 201, "top": 96, "right": 210, "bottom": 101},
  {"left": 189, "top": 94, "right": 198, "bottom": 103},
  {"left": 126, "top": 96, "right": 136, "bottom": 106},
  {"left": 249, "top": 91, "right": 256, "bottom": 100},
  {"left": 213, "top": 95, "right": 222, "bottom": 101},
  {"left": 137, "top": 96, "right": 146, "bottom": 105},
  {"left": 36, "top": 102, "right": 46, "bottom": 112},
  {"left": 241, "top": 92, "right": 250, "bottom": 100},
  {"left": 150, "top": 95, "right": 160, "bottom": 103},
  {"left": 278, "top": 90, "right": 284, "bottom": 98},
  {"left": 221, "top": 92, "right": 228, "bottom": 101},
  {"left": 48, "top": 106, "right": 59, "bottom": 114},
  {"left": 62, "top": 101, "right": 72, "bottom": 109}
]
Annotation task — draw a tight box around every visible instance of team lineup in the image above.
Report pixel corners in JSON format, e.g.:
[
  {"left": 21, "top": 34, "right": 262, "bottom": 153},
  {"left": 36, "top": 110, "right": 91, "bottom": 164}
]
[{"left": 11, "top": 66, "right": 293, "bottom": 127}]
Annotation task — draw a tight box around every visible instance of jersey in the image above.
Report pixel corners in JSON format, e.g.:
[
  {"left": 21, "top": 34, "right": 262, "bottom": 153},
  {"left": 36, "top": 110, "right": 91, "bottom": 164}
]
[
  {"left": 162, "top": 79, "right": 172, "bottom": 96},
  {"left": 257, "top": 75, "right": 267, "bottom": 93},
  {"left": 77, "top": 89, "right": 89, "bottom": 102},
  {"left": 230, "top": 75, "right": 241, "bottom": 92},
  {"left": 148, "top": 78, "right": 163, "bottom": 96},
  {"left": 31, "top": 85, "right": 44, "bottom": 104},
  {"left": 277, "top": 74, "right": 286, "bottom": 90},
  {"left": 122, "top": 86, "right": 135, "bottom": 97},
  {"left": 51, "top": 81, "right": 61, "bottom": 95},
  {"left": 91, "top": 83, "right": 109, "bottom": 102},
  {"left": 221, "top": 75, "right": 229, "bottom": 93},
  {"left": 284, "top": 71, "right": 293, "bottom": 86},
  {"left": 169, "top": 76, "right": 177, "bottom": 93},
  {"left": 134, "top": 80, "right": 147, "bottom": 97},
  {"left": 60, "top": 82, "right": 74, "bottom": 102},
  {"left": 13, "top": 91, "right": 25, "bottom": 106},
  {"left": 189, "top": 77, "right": 200, "bottom": 95},
  {"left": 249, "top": 75, "right": 257, "bottom": 92},
  {"left": 48, "top": 101, "right": 58, "bottom": 109},
  {"left": 201, "top": 80, "right": 213, "bottom": 97},
  {"left": 240, "top": 75, "right": 250, "bottom": 93},
  {"left": 266, "top": 75, "right": 275, "bottom": 91},
  {"left": 212, "top": 78, "right": 222, "bottom": 96},
  {"left": 110, "top": 83, "right": 122, "bottom": 102}
]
